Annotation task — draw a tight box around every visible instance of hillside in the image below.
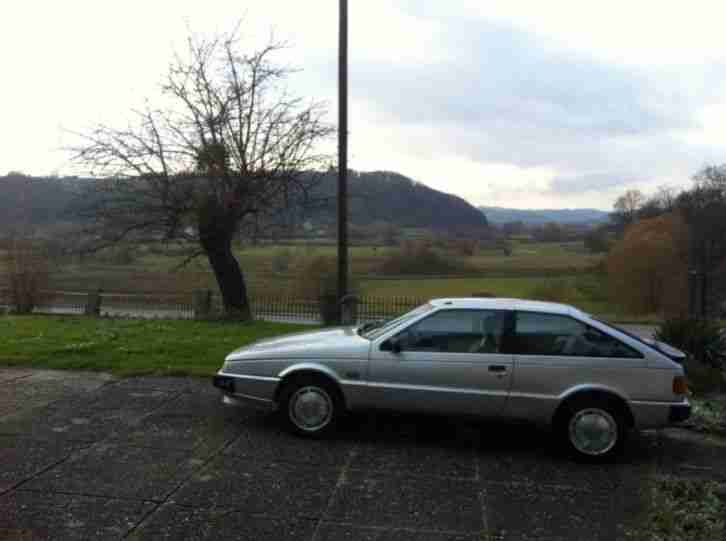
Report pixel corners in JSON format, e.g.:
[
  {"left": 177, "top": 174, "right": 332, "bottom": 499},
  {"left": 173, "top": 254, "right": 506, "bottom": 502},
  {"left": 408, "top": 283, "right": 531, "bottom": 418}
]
[
  {"left": 308, "top": 170, "right": 489, "bottom": 232},
  {"left": 0, "top": 171, "right": 489, "bottom": 234},
  {"left": 479, "top": 206, "right": 609, "bottom": 225}
]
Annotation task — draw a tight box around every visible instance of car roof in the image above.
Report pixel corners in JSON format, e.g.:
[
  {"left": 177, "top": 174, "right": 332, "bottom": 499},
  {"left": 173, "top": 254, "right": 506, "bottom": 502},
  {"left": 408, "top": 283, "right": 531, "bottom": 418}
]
[{"left": 428, "top": 297, "right": 587, "bottom": 318}]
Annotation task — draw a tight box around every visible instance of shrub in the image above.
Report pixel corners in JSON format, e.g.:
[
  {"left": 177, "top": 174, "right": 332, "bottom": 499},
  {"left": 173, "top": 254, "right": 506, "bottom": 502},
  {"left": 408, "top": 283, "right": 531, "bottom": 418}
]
[
  {"left": 271, "top": 247, "right": 293, "bottom": 273},
  {"left": 583, "top": 229, "right": 610, "bottom": 253},
  {"left": 655, "top": 317, "right": 726, "bottom": 369},
  {"left": 449, "top": 239, "right": 479, "bottom": 257},
  {"left": 1, "top": 239, "right": 51, "bottom": 313},
  {"left": 295, "top": 256, "right": 357, "bottom": 324},
  {"left": 95, "top": 245, "right": 138, "bottom": 265},
  {"left": 496, "top": 238, "right": 513, "bottom": 256},
  {"left": 607, "top": 212, "right": 689, "bottom": 315},
  {"left": 528, "top": 278, "right": 578, "bottom": 304},
  {"left": 378, "top": 241, "right": 474, "bottom": 275}
]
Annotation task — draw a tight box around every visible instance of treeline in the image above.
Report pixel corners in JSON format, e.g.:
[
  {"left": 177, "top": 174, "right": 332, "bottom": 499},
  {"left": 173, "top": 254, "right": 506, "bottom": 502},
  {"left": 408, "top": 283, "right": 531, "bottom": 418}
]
[
  {"left": 307, "top": 170, "right": 489, "bottom": 233},
  {"left": 0, "top": 173, "right": 78, "bottom": 231},
  {"left": 0, "top": 170, "right": 490, "bottom": 238},
  {"left": 605, "top": 166, "right": 726, "bottom": 316}
]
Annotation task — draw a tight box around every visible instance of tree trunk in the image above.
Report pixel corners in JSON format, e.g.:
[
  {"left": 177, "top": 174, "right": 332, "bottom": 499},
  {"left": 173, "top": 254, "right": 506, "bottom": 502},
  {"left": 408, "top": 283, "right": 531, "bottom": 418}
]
[{"left": 202, "top": 234, "right": 252, "bottom": 321}]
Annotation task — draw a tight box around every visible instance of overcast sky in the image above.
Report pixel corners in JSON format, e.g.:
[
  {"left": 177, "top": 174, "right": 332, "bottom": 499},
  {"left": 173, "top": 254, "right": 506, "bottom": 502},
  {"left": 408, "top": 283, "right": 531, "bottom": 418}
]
[{"left": 3, "top": 1, "right": 726, "bottom": 210}]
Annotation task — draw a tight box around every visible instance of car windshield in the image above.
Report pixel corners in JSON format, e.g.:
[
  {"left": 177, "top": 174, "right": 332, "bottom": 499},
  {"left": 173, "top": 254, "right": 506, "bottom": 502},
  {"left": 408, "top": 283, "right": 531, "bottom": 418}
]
[{"left": 358, "top": 303, "right": 435, "bottom": 340}]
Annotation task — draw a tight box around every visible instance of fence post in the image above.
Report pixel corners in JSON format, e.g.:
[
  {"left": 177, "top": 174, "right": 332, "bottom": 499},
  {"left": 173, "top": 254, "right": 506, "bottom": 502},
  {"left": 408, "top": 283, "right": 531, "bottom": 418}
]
[
  {"left": 84, "top": 289, "right": 102, "bottom": 317},
  {"left": 193, "top": 290, "right": 212, "bottom": 319}
]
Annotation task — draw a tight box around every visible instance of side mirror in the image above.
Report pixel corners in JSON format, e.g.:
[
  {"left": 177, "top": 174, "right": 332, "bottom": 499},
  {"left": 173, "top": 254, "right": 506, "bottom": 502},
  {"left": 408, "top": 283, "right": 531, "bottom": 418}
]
[{"left": 383, "top": 337, "right": 402, "bottom": 354}]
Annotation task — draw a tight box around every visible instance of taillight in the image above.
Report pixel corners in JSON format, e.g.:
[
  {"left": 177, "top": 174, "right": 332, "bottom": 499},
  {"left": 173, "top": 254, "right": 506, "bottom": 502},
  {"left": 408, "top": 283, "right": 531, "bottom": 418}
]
[{"left": 673, "top": 376, "right": 688, "bottom": 395}]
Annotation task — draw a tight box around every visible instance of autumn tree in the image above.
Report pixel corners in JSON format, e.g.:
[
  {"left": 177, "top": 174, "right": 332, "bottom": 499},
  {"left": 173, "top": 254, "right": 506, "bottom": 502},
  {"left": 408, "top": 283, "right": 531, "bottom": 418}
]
[
  {"left": 70, "top": 28, "right": 333, "bottom": 319},
  {"left": 612, "top": 189, "right": 644, "bottom": 234},
  {"left": 607, "top": 212, "right": 689, "bottom": 315}
]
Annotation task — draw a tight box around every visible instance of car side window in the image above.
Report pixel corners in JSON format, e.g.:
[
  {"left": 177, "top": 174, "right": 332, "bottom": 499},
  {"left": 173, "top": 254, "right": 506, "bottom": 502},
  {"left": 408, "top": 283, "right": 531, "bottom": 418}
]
[
  {"left": 513, "top": 312, "right": 641, "bottom": 358},
  {"left": 394, "top": 309, "right": 509, "bottom": 354}
]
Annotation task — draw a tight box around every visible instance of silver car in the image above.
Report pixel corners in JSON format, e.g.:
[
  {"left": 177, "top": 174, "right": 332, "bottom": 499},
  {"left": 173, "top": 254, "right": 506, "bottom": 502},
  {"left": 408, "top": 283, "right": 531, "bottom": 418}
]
[{"left": 213, "top": 298, "right": 691, "bottom": 460}]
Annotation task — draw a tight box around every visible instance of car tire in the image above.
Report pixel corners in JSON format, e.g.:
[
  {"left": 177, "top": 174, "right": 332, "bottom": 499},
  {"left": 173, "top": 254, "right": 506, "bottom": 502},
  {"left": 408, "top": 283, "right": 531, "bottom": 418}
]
[
  {"left": 278, "top": 376, "right": 342, "bottom": 438},
  {"left": 556, "top": 397, "right": 627, "bottom": 462}
]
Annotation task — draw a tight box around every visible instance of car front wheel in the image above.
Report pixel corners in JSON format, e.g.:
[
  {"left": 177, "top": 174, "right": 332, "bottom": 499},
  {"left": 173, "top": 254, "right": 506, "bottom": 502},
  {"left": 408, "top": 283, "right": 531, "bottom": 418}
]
[
  {"left": 278, "top": 376, "right": 341, "bottom": 437},
  {"left": 558, "top": 398, "right": 627, "bottom": 461}
]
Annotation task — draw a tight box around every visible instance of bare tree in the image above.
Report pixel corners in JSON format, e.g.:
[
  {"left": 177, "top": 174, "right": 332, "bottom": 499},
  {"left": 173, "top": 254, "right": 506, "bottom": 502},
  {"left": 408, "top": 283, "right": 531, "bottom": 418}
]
[
  {"left": 612, "top": 189, "right": 645, "bottom": 234},
  {"left": 677, "top": 165, "right": 726, "bottom": 316},
  {"left": 70, "top": 27, "right": 333, "bottom": 319},
  {"left": 614, "top": 189, "right": 644, "bottom": 221}
]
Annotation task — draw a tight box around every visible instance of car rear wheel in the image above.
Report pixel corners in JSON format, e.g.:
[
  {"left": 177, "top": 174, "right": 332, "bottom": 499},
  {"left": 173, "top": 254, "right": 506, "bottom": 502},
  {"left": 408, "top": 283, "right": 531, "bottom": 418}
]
[
  {"left": 557, "top": 398, "right": 627, "bottom": 461},
  {"left": 278, "top": 376, "right": 341, "bottom": 437}
]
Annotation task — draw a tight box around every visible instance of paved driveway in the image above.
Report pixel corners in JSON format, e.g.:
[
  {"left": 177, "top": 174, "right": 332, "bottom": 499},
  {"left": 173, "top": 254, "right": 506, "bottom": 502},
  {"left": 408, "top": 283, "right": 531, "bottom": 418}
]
[{"left": 0, "top": 368, "right": 720, "bottom": 541}]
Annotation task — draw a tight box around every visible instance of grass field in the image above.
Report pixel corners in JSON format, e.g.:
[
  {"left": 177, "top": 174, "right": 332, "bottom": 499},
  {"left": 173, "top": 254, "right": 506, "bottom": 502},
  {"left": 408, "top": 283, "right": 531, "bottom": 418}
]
[
  {"left": 0, "top": 316, "right": 309, "bottom": 376},
  {"left": 1, "top": 239, "right": 627, "bottom": 316}
]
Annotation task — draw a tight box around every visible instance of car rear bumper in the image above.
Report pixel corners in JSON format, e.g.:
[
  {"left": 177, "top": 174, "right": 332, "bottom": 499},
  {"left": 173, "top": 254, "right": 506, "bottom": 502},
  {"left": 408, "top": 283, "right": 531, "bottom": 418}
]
[
  {"left": 631, "top": 398, "right": 690, "bottom": 428},
  {"left": 668, "top": 403, "right": 692, "bottom": 423}
]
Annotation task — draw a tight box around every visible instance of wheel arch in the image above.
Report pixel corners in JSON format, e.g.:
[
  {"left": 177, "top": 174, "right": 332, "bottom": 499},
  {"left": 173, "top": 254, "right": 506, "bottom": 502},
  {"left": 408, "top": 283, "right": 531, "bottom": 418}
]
[
  {"left": 553, "top": 385, "right": 635, "bottom": 428},
  {"left": 274, "top": 364, "right": 346, "bottom": 408}
]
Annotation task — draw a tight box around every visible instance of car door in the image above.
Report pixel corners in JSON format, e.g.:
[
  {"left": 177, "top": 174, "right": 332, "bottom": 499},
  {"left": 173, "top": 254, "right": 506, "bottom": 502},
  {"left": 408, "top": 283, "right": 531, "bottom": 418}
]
[
  {"left": 367, "top": 308, "right": 514, "bottom": 418},
  {"left": 505, "top": 311, "right": 647, "bottom": 424}
]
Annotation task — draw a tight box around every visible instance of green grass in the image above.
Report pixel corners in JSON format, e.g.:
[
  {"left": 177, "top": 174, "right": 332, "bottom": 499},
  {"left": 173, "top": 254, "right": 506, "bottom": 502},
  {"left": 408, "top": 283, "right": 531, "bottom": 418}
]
[
  {"left": 0, "top": 316, "right": 311, "bottom": 377},
  {"left": 642, "top": 476, "right": 726, "bottom": 541},
  {"left": 360, "top": 276, "right": 541, "bottom": 298}
]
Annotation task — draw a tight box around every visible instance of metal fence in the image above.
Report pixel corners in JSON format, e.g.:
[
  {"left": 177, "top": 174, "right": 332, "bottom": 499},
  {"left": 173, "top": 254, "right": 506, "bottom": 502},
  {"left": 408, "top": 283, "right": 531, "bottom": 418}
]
[{"left": 0, "top": 288, "right": 425, "bottom": 325}]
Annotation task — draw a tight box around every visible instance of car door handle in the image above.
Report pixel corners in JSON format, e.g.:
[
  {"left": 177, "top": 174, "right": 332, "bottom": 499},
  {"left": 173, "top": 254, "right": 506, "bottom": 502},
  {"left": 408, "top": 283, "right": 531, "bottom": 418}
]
[{"left": 488, "top": 365, "right": 508, "bottom": 373}]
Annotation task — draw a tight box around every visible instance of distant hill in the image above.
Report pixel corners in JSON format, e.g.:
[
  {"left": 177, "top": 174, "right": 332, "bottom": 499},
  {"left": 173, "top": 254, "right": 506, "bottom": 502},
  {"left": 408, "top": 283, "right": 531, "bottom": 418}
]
[
  {"left": 0, "top": 171, "right": 489, "bottom": 234},
  {"left": 478, "top": 206, "right": 610, "bottom": 225},
  {"left": 309, "top": 170, "right": 489, "bottom": 232}
]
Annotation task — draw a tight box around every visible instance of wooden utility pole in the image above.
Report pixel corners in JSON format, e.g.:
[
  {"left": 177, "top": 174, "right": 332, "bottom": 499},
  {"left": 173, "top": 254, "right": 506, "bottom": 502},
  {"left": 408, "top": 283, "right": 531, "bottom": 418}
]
[{"left": 337, "top": 0, "right": 349, "bottom": 323}]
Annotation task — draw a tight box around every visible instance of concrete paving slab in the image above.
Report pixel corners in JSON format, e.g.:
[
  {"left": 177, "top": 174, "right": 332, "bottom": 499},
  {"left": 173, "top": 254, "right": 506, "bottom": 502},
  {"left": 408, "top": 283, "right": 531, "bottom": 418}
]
[
  {"left": 352, "top": 438, "right": 477, "bottom": 480},
  {"left": 223, "top": 413, "right": 356, "bottom": 468},
  {"left": 171, "top": 454, "right": 339, "bottom": 517},
  {"left": 314, "top": 522, "right": 481, "bottom": 541},
  {"left": 0, "top": 490, "right": 155, "bottom": 541},
  {"left": 325, "top": 468, "right": 484, "bottom": 533},
  {"left": 0, "top": 435, "right": 89, "bottom": 495},
  {"left": 0, "top": 369, "right": 34, "bottom": 385},
  {"left": 127, "top": 503, "right": 317, "bottom": 540},
  {"left": 84, "top": 385, "right": 180, "bottom": 415},
  {"left": 0, "top": 369, "right": 113, "bottom": 419},
  {"left": 658, "top": 428, "right": 726, "bottom": 481},
  {"left": 2, "top": 368, "right": 724, "bottom": 541},
  {"left": 109, "top": 410, "right": 241, "bottom": 453},
  {"left": 0, "top": 401, "right": 128, "bottom": 443},
  {"left": 108, "top": 376, "right": 203, "bottom": 393},
  {"left": 156, "top": 387, "right": 257, "bottom": 420},
  {"left": 483, "top": 481, "right": 614, "bottom": 541},
  {"left": 23, "top": 442, "right": 200, "bottom": 501}
]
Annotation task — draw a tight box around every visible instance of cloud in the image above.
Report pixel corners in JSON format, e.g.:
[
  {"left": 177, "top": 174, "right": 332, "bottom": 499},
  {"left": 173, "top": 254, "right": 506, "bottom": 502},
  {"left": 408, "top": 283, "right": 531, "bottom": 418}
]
[
  {"left": 549, "top": 173, "right": 642, "bottom": 194},
  {"left": 337, "top": 12, "right": 726, "bottom": 206}
]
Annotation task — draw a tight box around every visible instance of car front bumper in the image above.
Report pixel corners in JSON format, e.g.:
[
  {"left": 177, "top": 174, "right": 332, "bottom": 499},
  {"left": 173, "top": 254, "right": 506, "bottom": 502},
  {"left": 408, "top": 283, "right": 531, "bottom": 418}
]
[{"left": 212, "top": 372, "right": 279, "bottom": 410}]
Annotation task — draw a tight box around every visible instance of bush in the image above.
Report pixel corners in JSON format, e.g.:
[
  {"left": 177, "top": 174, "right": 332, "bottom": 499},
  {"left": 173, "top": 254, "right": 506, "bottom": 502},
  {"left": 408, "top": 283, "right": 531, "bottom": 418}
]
[
  {"left": 448, "top": 239, "right": 479, "bottom": 257},
  {"left": 295, "top": 256, "right": 358, "bottom": 325},
  {"left": 1, "top": 239, "right": 51, "bottom": 313},
  {"left": 95, "top": 245, "right": 138, "bottom": 265},
  {"left": 655, "top": 317, "right": 726, "bottom": 369},
  {"left": 271, "top": 248, "right": 293, "bottom": 273},
  {"left": 583, "top": 229, "right": 610, "bottom": 253},
  {"left": 528, "top": 278, "right": 578, "bottom": 304},
  {"left": 378, "top": 241, "right": 475, "bottom": 275},
  {"left": 606, "top": 212, "right": 689, "bottom": 315}
]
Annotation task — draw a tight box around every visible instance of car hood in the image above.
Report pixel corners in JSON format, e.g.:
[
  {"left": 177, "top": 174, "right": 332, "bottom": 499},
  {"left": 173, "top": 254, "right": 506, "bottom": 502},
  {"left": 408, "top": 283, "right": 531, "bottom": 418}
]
[{"left": 225, "top": 326, "right": 370, "bottom": 361}]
